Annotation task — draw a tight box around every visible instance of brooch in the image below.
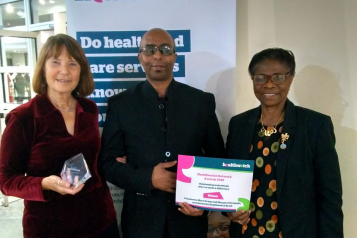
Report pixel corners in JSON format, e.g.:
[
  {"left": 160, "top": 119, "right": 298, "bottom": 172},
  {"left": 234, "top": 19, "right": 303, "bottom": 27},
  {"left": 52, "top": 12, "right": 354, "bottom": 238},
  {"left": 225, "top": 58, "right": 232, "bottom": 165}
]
[{"left": 280, "top": 133, "right": 289, "bottom": 149}]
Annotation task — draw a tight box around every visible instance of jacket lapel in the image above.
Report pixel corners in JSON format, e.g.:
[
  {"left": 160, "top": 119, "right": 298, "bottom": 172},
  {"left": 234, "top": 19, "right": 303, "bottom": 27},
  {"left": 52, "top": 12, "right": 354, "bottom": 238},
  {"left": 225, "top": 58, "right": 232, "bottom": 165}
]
[
  {"left": 276, "top": 99, "right": 296, "bottom": 199},
  {"left": 241, "top": 106, "right": 261, "bottom": 160},
  {"left": 165, "top": 80, "right": 182, "bottom": 146}
]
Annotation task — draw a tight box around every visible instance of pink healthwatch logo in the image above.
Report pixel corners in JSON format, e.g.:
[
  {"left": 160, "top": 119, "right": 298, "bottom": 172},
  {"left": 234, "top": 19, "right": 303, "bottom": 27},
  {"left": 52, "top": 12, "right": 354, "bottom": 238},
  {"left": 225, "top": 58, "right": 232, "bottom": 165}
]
[{"left": 94, "top": 0, "right": 102, "bottom": 2}]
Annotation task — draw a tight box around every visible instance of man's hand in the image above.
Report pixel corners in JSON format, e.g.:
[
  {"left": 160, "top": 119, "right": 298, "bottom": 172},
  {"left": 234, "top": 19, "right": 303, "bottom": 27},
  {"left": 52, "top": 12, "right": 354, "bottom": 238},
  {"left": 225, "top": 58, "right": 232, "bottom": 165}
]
[
  {"left": 178, "top": 202, "right": 204, "bottom": 216},
  {"left": 152, "top": 161, "right": 177, "bottom": 193},
  {"left": 227, "top": 210, "right": 251, "bottom": 225}
]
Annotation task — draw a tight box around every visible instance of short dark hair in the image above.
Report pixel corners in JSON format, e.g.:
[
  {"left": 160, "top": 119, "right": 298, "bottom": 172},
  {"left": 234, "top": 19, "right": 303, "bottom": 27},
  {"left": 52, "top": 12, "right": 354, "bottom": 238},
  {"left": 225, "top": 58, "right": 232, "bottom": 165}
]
[
  {"left": 248, "top": 48, "right": 296, "bottom": 76},
  {"left": 32, "top": 34, "right": 94, "bottom": 97}
]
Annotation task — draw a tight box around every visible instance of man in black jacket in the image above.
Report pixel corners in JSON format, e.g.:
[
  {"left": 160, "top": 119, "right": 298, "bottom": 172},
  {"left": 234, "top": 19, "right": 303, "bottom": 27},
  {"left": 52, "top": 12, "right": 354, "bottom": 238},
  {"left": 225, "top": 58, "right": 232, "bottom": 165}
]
[{"left": 99, "top": 28, "right": 226, "bottom": 238}]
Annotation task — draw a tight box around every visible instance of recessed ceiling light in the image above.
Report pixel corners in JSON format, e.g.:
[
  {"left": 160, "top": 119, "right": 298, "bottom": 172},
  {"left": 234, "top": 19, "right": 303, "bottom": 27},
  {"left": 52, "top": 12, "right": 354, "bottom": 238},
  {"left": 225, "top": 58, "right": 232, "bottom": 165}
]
[
  {"left": 17, "top": 11, "right": 24, "bottom": 16},
  {"left": 6, "top": 4, "right": 14, "bottom": 13},
  {"left": 49, "top": 0, "right": 55, "bottom": 3},
  {"left": 39, "top": 0, "right": 45, "bottom": 5}
]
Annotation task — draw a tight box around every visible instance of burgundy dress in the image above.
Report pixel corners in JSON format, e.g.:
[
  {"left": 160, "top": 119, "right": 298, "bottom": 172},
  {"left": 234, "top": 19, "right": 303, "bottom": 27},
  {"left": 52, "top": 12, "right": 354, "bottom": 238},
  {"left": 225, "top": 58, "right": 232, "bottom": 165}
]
[{"left": 0, "top": 94, "right": 116, "bottom": 238}]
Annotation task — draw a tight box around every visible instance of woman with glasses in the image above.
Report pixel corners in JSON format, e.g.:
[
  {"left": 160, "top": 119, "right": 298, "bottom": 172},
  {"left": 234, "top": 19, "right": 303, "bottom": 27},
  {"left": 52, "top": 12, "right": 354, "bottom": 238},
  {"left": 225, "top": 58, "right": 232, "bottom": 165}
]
[{"left": 225, "top": 48, "right": 343, "bottom": 238}]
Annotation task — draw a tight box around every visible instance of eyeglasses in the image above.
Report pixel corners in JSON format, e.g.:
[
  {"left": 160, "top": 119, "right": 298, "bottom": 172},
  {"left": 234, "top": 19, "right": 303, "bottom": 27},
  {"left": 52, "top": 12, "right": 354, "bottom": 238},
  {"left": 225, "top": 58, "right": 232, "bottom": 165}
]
[
  {"left": 139, "top": 44, "right": 175, "bottom": 56},
  {"left": 251, "top": 70, "right": 294, "bottom": 85},
  {"left": 207, "top": 225, "right": 229, "bottom": 236}
]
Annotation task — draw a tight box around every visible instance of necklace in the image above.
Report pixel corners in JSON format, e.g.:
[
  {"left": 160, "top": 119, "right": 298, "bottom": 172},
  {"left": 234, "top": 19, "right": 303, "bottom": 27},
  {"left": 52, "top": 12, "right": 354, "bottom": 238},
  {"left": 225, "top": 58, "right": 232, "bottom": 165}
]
[
  {"left": 57, "top": 102, "right": 74, "bottom": 112},
  {"left": 260, "top": 112, "right": 285, "bottom": 136}
]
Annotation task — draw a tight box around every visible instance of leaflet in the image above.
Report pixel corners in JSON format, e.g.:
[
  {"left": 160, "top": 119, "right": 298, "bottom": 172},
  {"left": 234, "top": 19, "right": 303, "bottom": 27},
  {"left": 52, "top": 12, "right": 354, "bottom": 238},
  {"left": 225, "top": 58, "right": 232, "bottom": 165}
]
[{"left": 175, "top": 155, "right": 254, "bottom": 212}]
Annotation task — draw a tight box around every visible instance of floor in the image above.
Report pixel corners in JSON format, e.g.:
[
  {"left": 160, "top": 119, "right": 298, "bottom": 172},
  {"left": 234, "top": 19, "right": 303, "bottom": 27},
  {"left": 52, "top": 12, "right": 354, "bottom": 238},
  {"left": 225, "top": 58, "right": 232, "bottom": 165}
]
[{"left": 0, "top": 192, "right": 24, "bottom": 238}]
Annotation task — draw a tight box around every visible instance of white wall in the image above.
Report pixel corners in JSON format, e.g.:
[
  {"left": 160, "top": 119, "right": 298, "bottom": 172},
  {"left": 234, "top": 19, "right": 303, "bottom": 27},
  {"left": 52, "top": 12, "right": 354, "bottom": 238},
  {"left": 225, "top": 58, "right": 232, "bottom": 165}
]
[
  {"left": 236, "top": 0, "right": 357, "bottom": 236},
  {"left": 53, "top": 12, "right": 67, "bottom": 35},
  {"left": 36, "top": 30, "right": 55, "bottom": 56}
]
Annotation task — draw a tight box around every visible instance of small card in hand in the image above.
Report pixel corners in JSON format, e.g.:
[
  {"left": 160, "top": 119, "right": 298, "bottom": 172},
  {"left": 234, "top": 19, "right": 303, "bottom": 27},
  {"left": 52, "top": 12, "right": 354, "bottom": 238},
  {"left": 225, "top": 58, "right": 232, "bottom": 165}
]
[{"left": 60, "top": 153, "right": 91, "bottom": 189}]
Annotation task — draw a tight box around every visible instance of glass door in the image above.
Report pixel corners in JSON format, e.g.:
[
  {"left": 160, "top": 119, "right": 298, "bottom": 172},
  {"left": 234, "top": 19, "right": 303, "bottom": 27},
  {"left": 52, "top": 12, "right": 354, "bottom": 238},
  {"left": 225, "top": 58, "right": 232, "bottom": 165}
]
[{"left": 0, "top": 30, "right": 37, "bottom": 137}]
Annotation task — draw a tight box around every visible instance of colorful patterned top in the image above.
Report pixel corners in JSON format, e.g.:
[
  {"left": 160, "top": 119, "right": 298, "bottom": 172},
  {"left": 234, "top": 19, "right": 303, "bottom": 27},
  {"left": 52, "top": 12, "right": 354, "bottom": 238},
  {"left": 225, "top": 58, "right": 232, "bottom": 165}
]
[{"left": 241, "top": 122, "right": 284, "bottom": 238}]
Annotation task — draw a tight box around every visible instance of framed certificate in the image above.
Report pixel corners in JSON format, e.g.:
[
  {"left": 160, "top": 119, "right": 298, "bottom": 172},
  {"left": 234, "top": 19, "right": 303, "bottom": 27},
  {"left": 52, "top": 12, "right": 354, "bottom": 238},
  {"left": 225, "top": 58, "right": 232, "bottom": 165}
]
[{"left": 176, "top": 155, "right": 254, "bottom": 212}]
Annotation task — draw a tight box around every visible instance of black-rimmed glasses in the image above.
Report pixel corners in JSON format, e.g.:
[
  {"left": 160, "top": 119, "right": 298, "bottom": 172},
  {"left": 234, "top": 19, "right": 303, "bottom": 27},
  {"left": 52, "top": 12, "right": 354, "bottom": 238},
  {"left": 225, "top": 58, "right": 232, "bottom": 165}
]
[
  {"left": 251, "top": 70, "right": 294, "bottom": 85},
  {"left": 139, "top": 44, "right": 175, "bottom": 56},
  {"left": 207, "top": 225, "right": 229, "bottom": 236}
]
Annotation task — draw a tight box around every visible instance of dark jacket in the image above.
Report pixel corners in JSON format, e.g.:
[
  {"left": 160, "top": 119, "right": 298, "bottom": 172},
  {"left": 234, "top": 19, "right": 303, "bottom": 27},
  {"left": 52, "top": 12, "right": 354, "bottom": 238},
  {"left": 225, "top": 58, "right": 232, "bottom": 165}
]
[
  {"left": 99, "top": 80, "right": 226, "bottom": 238},
  {"left": 226, "top": 99, "right": 343, "bottom": 238}
]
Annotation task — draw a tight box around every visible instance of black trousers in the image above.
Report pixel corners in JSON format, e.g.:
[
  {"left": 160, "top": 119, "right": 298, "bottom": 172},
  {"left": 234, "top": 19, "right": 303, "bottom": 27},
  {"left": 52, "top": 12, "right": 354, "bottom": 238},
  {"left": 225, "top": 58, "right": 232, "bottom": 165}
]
[{"left": 95, "top": 220, "right": 120, "bottom": 238}]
